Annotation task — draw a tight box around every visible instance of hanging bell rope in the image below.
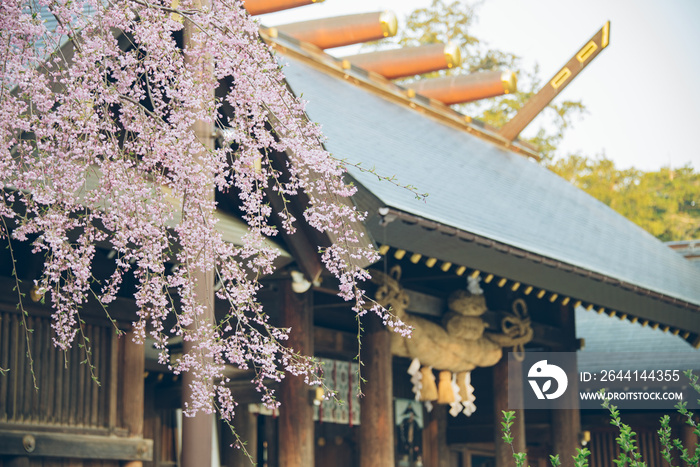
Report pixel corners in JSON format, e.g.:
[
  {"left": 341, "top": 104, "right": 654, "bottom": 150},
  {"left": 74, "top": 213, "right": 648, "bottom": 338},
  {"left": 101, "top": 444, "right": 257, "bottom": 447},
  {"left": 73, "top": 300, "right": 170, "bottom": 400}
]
[
  {"left": 419, "top": 367, "right": 438, "bottom": 401},
  {"left": 437, "top": 370, "right": 455, "bottom": 404}
]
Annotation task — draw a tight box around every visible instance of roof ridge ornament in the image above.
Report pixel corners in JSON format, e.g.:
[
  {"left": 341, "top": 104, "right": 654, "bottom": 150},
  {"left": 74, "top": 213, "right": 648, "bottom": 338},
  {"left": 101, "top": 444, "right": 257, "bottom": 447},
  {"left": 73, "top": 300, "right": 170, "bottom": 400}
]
[
  {"left": 243, "top": 0, "right": 325, "bottom": 16},
  {"left": 406, "top": 70, "right": 518, "bottom": 105},
  {"left": 275, "top": 11, "right": 399, "bottom": 49},
  {"left": 342, "top": 43, "right": 462, "bottom": 80},
  {"left": 498, "top": 21, "right": 611, "bottom": 142}
]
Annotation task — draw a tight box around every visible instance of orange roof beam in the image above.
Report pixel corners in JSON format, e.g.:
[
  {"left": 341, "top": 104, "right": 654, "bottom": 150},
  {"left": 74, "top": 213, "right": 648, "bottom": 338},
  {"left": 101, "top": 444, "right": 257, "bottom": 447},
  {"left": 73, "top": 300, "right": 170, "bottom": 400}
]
[
  {"left": 243, "top": 0, "right": 324, "bottom": 16},
  {"left": 407, "top": 70, "right": 517, "bottom": 105},
  {"left": 342, "top": 43, "right": 462, "bottom": 79},
  {"left": 274, "top": 11, "right": 398, "bottom": 49},
  {"left": 499, "top": 21, "right": 610, "bottom": 142}
]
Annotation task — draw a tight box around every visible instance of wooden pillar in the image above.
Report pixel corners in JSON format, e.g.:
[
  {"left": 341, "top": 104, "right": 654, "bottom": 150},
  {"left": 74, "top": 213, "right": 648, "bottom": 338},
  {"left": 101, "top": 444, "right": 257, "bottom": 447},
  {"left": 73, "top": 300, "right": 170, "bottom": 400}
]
[
  {"left": 180, "top": 262, "right": 216, "bottom": 467},
  {"left": 221, "top": 408, "right": 258, "bottom": 466},
  {"left": 180, "top": 135, "right": 216, "bottom": 467},
  {"left": 278, "top": 278, "right": 314, "bottom": 467},
  {"left": 551, "top": 304, "right": 580, "bottom": 464},
  {"left": 551, "top": 408, "right": 581, "bottom": 464},
  {"left": 494, "top": 355, "right": 526, "bottom": 467},
  {"left": 120, "top": 329, "right": 146, "bottom": 467},
  {"left": 359, "top": 313, "right": 394, "bottom": 467},
  {"left": 180, "top": 1, "right": 216, "bottom": 464},
  {"left": 423, "top": 405, "right": 449, "bottom": 467}
]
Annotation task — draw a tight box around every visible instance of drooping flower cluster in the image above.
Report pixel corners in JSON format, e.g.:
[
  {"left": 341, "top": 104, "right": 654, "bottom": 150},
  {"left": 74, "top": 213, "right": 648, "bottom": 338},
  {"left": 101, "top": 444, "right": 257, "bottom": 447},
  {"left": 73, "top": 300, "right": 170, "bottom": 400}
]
[{"left": 0, "top": 0, "right": 410, "bottom": 418}]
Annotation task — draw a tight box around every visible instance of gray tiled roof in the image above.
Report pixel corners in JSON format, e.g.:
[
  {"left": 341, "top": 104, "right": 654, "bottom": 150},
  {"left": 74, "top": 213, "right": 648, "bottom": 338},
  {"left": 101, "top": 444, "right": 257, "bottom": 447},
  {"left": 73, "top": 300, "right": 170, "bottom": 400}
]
[
  {"left": 576, "top": 307, "right": 700, "bottom": 371},
  {"left": 281, "top": 56, "right": 700, "bottom": 309}
]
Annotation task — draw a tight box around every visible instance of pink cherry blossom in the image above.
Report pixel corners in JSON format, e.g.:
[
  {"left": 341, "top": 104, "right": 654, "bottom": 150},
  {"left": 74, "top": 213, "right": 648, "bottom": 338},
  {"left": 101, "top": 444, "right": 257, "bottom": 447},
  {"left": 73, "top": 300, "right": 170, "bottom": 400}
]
[{"left": 0, "top": 0, "right": 410, "bottom": 419}]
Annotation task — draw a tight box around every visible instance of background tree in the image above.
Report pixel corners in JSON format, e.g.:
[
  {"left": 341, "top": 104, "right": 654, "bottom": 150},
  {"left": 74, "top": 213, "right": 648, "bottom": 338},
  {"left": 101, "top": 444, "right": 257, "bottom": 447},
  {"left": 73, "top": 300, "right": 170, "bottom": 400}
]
[
  {"left": 395, "top": 0, "right": 516, "bottom": 73},
  {"left": 550, "top": 155, "right": 700, "bottom": 241}
]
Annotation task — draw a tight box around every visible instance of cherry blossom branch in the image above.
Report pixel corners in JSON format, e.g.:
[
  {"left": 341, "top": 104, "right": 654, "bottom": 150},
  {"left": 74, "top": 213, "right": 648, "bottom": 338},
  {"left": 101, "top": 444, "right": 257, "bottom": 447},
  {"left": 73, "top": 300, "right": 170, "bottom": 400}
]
[
  {"left": 1, "top": 215, "right": 38, "bottom": 390},
  {"left": 0, "top": 0, "right": 416, "bottom": 424}
]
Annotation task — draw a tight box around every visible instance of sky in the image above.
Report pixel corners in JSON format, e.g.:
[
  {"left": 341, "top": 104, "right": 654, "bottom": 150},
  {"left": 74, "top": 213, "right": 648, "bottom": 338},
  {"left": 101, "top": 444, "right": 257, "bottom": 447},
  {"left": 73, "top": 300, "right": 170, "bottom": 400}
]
[{"left": 258, "top": 0, "right": 700, "bottom": 172}]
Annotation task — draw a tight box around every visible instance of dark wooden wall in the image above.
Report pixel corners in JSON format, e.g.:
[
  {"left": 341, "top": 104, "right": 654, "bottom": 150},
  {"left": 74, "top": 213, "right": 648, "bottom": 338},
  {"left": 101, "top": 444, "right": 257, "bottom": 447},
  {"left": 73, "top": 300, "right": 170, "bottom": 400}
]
[
  {"left": 143, "top": 376, "right": 179, "bottom": 467},
  {"left": 588, "top": 429, "right": 667, "bottom": 467},
  {"left": 0, "top": 310, "right": 115, "bottom": 430},
  {"left": 0, "top": 307, "right": 151, "bottom": 466}
]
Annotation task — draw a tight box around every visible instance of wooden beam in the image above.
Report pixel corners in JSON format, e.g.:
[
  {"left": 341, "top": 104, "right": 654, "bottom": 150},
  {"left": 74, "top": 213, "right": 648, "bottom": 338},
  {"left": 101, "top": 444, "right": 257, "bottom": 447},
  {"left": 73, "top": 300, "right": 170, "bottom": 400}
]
[
  {"left": 109, "top": 328, "right": 120, "bottom": 431},
  {"left": 0, "top": 430, "right": 152, "bottom": 461},
  {"left": 314, "top": 326, "right": 358, "bottom": 359},
  {"left": 681, "top": 419, "right": 699, "bottom": 459},
  {"left": 314, "top": 317, "right": 571, "bottom": 356},
  {"left": 530, "top": 320, "right": 573, "bottom": 350},
  {"left": 405, "top": 289, "right": 444, "bottom": 317},
  {"left": 180, "top": 269, "right": 216, "bottom": 467},
  {"left": 0, "top": 276, "right": 138, "bottom": 326},
  {"left": 551, "top": 409, "right": 581, "bottom": 464},
  {"left": 316, "top": 282, "right": 572, "bottom": 349},
  {"left": 448, "top": 424, "right": 552, "bottom": 446},
  {"left": 499, "top": 22, "right": 610, "bottom": 142},
  {"left": 4, "top": 457, "right": 29, "bottom": 467}
]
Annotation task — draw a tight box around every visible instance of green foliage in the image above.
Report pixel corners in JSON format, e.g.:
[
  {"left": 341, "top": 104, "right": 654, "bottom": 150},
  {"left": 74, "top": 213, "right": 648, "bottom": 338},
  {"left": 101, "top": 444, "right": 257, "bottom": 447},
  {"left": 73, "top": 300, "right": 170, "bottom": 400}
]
[
  {"left": 658, "top": 370, "right": 700, "bottom": 467},
  {"left": 549, "top": 155, "right": 700, "bottom": 241},
  {"left": 501, "top": 410, "right": 528, "bottom": 467},
  {"left": 502, "top": 410, "right": 590, "bottom": 467},
  {"left": 501, "top": 372, "right": 700, "bottom": 467},
  {"left": 601, "top": 397, "right": 646, "bottom": 467},
  {"left": 574, "top": 449, "right": 591, "bottom": 467}
]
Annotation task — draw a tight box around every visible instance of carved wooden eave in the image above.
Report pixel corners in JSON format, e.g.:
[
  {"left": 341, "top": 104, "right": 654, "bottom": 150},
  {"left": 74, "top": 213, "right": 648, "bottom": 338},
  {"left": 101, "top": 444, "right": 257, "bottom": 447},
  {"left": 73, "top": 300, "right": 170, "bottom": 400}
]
[
  {"left": 363, "top": 207, "right": 700, "bottom": 349},
  {"left": 374, "top": 242, "right": 700, "bottom": 348}
]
